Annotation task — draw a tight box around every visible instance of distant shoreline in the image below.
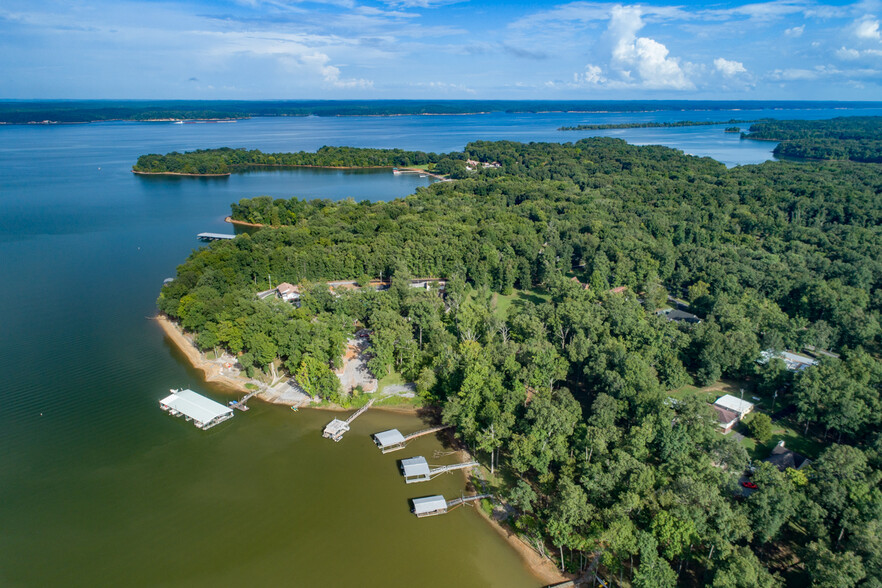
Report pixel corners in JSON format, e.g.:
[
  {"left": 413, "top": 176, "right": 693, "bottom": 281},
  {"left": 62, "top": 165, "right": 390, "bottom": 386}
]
[{"left": 133, "top": 170, "right": 231, "bottom": 177}]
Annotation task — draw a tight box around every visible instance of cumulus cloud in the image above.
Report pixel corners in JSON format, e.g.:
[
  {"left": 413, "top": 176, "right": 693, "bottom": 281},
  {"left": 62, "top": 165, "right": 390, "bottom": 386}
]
[
  {"left": 785, "top": 25, "right": 804, "bottom": 37},
  {"left": 714, "top": 57, "right": 747, "bottom": 77},
  {"left": 300, "top": 52, "right": 373, "bottom": 88},
  {"left": 605, "top": 6, "right": 693, "bottom": 89},
  {"left": 574, "top": 64, "right": 607, "bottom": 85},
  {"left": 855, "top": 17, "right": 881, "bottom": 40}
]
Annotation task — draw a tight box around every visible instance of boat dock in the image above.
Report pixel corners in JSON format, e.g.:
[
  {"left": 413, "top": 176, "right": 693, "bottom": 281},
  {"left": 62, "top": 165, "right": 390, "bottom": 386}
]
[
  {"left": 159, "top": 388, "right": 234, "bottom": 430},
  {"left": 400, "top": 456, "right": 479, "bottom": 483},
  {"left": 197, "top": 232, "right": 235, "bottom": 241},
  {"left": 372, "top": 425, "right": 452, "bottom": 453},
  {"left": 322, "top": 398, "right": 375, "bottom": 442},
  {"left": 228, "top": 388, "right": 261, "bottom": 411},
  {"left": 411, "top": 493, "right": 492, "bottom": 517}
]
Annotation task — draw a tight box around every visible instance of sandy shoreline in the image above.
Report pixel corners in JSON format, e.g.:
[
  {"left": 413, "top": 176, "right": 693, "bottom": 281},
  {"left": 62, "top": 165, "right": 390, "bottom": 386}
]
[
  {"left": 133, "top": 170, "right": 232, "bottom": 177},
  {"left": 155, "top": 313, "right": 565, "bottom": 585}
]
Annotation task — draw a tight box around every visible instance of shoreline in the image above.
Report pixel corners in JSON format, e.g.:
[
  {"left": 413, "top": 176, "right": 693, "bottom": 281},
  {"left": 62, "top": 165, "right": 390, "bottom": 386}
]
[
  {"left": 155, "top": 313, "right": 564, "bottom": 583},
  {"left": 133, "top": 170, "right": 231, "bottom": 177}
]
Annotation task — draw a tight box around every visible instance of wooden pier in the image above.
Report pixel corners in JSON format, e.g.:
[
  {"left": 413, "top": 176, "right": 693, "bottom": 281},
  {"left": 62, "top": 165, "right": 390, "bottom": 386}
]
[
  {"left": 228, "top": 388, "right": 261, "bottom": 411},
  {"left": 373, "top": 425, "right": 452, "bottom": 454},
  {"left": 400, "top": 456, "right": 480, "bottom": 483},
  {"left": 411, "top": 493, "right": 492, "bottom": 517},
  {"left": 322, "top": 398, "right": 375, "bottom": 442}
]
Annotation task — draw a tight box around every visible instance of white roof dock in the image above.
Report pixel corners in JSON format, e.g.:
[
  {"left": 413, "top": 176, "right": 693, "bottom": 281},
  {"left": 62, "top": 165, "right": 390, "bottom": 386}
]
[
  {"left": 401, "top": 456, "right": 431, "bottom": 483},
  {"left": 159, "top": 389, "right": 234, "bottom": 430},
  {"left": 322, "top": 419, "right": 350, "bottom": 441},
  {"left": 714, "top": 394, "right": 755, "bottom": 417},
  {"left": 373, "top": 429, "right": 407, "bottom": 450},
  {"left": 412, "top": 495, "right": 447, "bottom": 517},
  {"left": 197, "top": 232, "right": 235, "bottom": 241}
]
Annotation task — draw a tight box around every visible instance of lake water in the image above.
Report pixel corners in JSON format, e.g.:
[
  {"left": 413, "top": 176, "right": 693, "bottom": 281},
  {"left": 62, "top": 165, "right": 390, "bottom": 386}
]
[{"left": 2, "top": 105, "right": 881, "bottom": 586}]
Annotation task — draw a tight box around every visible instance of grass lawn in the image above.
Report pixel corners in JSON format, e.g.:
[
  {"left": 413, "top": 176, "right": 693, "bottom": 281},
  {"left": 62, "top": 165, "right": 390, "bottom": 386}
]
[
  {"left": 491, "top": 287, "right": 551, "bottom": 319},
  {"left": 738, "top": 419, "right": 826, "bottom": 461},
  {"left": 667, "top": 378, "right": 747, "bottom": 404},
  {"left": 377, "top": 371, "right": 405, "bottom": 393}
]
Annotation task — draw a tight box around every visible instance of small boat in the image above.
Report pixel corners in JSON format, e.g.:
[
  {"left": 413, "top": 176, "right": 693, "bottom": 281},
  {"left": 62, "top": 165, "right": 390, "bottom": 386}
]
[
  {"left": 291, "top": 405, "right": 299, "bottom": 412},
  {"left": 419, "top": 174, "right": 427, "bottom": 178},
  {"left": 173, "top": 120, "right": 183, "bottom": 124},
  {"left": 392, "top": 168, "right": 401, "bottom": 175}
]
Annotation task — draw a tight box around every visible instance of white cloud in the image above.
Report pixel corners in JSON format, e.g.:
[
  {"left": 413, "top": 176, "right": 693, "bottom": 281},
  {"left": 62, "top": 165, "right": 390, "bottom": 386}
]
[
  {"left": 300, "top": 52, "right": 373, "bottom": 88},
  {"left": 605, "top": 6, "right": 693, "bottom": 89},
  {"left": 714, "top": 57, "right": 747, "bottom": 76},
  {"left": 574, "top": 64, "right": 607, "bottom": 85},
  {"left": 785, "top": 25, "right": 804, "bottom": 37},
  {"left": 837, "top": 46, "right": 862, "bottom": 59},
  {"left": 855, "top": 16, "right": 881, "bottom": 40}
]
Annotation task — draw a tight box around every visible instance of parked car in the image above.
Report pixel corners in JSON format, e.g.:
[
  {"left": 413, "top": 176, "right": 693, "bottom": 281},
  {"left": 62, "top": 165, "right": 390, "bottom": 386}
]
[{"left": 742, "top": 481, "right": 758, "bottom": 490}]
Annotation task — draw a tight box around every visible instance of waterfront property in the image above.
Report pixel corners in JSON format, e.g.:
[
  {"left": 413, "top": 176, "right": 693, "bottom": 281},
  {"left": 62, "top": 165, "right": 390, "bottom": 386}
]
[
  {"left": 399, "top": 456, "right": 480, "bottom": 483},
  {"left": 159, "top": 388, "right": 234, "bottom": 430},
  {"left": 322, "top": 398, "right": 375, "bottom": 441},
  {"left": 373, "top": 425, "right": 451, "bottom": 453}
]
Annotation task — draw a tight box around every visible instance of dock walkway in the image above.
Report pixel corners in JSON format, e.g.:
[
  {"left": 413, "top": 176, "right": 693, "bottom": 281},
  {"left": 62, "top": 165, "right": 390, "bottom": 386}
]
[
  {"left": 197, "top": 232, "right": 235, "bottom": 241},
  {"left": 229, "top": 388, "right": 261, "bottom": 411},
  {"left": 374, "top": 425, "right": 452, "bottom": 453}
]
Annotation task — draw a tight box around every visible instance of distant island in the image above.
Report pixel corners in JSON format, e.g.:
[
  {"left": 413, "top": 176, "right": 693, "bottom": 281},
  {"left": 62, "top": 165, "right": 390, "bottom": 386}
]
[
  {"left": 133, "top": 146, "right": 471, "bottom": 177},
  {"left": 3, "top": 99, "right": 882, "bottom": 124},
  {"left": 742, "top": 116, "right": 882, "bottom": 163},
  {"left": 559, "top": 119, "right": 760, "bottom": 131}
]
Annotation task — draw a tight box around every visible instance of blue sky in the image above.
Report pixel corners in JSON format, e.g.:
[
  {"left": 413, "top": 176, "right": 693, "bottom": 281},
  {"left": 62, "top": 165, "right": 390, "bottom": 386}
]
[{"left": 1, "top": 0, "right": 881, "bottom": 99}]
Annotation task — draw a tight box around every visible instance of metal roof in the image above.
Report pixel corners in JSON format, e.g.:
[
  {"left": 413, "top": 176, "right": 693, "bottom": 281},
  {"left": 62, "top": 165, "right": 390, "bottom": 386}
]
[
  {"left": 714, "top": 394, "right": 754, "bottom": 415},
  {"left": 401, "top": 456, "right": 431, "bottom": 478},
  {"left": 160, "top": 389, "right": 233, "bottom": 424},
  {"left": 324, "top": 419, "right": 349, "bottom": 434},
  {"left": 374, "top": 429, "right": 406, "bottom": 447},
  {"left": 412, "top": 495, "right": 447, "bottom": 514}
]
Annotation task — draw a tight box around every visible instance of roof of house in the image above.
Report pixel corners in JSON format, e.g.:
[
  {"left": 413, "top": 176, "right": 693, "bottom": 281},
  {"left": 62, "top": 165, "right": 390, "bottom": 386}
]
[
  {"left": 276, "top": 282, "right": 298, "bottom": 295},
  {"left": 412, "top": 495, "right": 447, "bottom": 514},
  {"left": 765, "top": 442, "right": 810, "bottom": 471},
  {"left": 714, "top": 394, "right": 754, "bottom": 415},
  {"left": 665, "top": 309, "right": 702, "bottom": 323},
  {"left": 758, "top": 349, "right": 819, "bottom": 371},
  {"left": 609, "top": 286, "right": 627, "bottom": 294},
  {"left": 401, "top": 456, "right": 431, "bottom": 478},
  {"left": 711, "top": 404, "right": 739, "bottom": 426},
  {"left": 374, "top": 429, "right": 406, "bottom": 448}
]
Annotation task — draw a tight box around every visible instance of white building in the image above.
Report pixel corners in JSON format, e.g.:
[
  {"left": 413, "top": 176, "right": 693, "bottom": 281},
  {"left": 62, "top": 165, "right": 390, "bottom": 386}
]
[{"left": 713, "top": 394, "right": 755, "bottom": 419}]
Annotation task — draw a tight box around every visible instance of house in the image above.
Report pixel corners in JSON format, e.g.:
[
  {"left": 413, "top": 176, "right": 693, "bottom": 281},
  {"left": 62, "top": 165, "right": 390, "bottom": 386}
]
[
  {"left": 758, "top": 349, "right": 818, "bottom": 372},
  {"left": 712, "top": 404, "right": 741, "bottom": 433},
  {"left": 608, "top": 286, "right": 628, "bottom": 295},
  {"left": 569, "top": 276, "right": 590, "bottom": 291},
  {"left": 657, "top": 308, "right": 702, "bottom": 324},
  {"left": 276, "top": 282, "right": 300, "bottom": 302},
  {"left": 764, "top": 440, "right": 811, "bottom": 471},
  {"left": 714, "top": 394, "right": 754, "bottom": 419}
]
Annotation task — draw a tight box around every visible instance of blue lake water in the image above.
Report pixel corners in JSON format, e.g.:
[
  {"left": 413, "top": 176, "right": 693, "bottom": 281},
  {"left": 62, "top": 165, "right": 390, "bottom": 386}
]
[{"left": 1, "top": 105, "right": 880, "bottom": 586}]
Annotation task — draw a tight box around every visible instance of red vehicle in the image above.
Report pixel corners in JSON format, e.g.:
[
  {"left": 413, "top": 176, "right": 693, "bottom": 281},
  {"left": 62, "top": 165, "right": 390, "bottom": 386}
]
[{"left": 742, "top": 481, "right": 758, "bottom": 490}]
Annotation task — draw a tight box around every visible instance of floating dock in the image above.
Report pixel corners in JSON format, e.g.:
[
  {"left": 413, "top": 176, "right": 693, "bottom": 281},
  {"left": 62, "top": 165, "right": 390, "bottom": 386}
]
[
  {"left": 322, "top": 398, "right": 375, "bottom": 442},
  {"left": 197, "top": 232, "right": 235, "bottom": 241},
  {"left": 373, "top": 425, "right": 452, "bottom": 453},
  {"left": 159, "top": 388, "right": 234, "bottom": 430},
  {"left": 411, "top": 493, "right": 492, "bottom": 517},
  {"left": 228, "top": 387, "right": 261, "bottom": 411},
  {"left": 400, "top": 456, "right": 480, "bottom": 484}
]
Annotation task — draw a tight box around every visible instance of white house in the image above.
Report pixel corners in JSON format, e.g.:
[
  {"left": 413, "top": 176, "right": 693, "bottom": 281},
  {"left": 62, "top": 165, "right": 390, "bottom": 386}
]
[{"left": 714, "top": 394, "right": 754, "bottom": 419}]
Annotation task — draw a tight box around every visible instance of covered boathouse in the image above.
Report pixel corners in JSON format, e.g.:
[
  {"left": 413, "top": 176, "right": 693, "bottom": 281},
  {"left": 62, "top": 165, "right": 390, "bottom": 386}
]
[
  {"left": 411, "top": 495, "right": 448, "bottom": 517},
  {"left": 373, "top": 429, "right": 407, "bottom": 453},
  {"left": 400, "top": 456, "right": 432, "bottom": 483},
  {"left": 159, "top": 389, "right": 234, "bottom": 430}
]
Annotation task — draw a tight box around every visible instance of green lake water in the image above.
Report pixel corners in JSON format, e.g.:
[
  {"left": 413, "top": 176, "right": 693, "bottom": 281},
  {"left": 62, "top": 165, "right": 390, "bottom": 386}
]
[{"left": 3, "top": 107, "right": 879, "bottom": 586}]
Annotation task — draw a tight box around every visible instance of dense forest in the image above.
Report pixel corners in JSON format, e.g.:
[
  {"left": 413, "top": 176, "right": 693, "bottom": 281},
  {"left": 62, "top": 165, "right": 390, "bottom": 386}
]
[
  {"left": 3, "top": 100, "right": 880, "bottom": 123},
  {"left": 559, "top": 119, "right": 757, "bottom": 131},
  {"left": 158, "top": 136, "right": 882, "bottom": 586},
  {"left": 744, "top": 117, "right": 882, "bottom": 163},
  {"left": 133, "top": 146, "right": 460, "bottom": 176}
]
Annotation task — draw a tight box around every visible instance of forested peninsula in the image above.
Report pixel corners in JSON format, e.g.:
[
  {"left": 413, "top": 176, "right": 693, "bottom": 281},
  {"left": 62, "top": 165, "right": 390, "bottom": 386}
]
[
  {"left": 743, "top": 117, "right": 882, "bottom": 163},
  {"left": 559, "top": 119, "right": 758, "bottom": 131},
  {"left": 158, "top": 134, "right": 882, "bottom": 586},
  {"left": 133, "top": 146, "right": 464, "bottom": 176}
]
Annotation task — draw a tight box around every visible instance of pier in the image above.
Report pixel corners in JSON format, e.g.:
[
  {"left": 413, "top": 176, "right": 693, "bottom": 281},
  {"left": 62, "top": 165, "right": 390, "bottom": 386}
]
[
  {"left": 400, "top": 456, "right": 480, "bottom": 484},
  {"left": 322, "top": 398, "right": 375, "bottom": 442},
  {"left": 159, "top": 388, "right": 234, "bottom": 430},
  {"left": 411, "top": 493, "right": 492, "bottom": 517},
  {"left": 228, "top": 388, "right": 261, "bottom": 411},
  {"left": 373, "top": 425, "right": 452, "bottom": 453},
  {"left": 197, "top": 232, "right": 235, "bottom": 241}
]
